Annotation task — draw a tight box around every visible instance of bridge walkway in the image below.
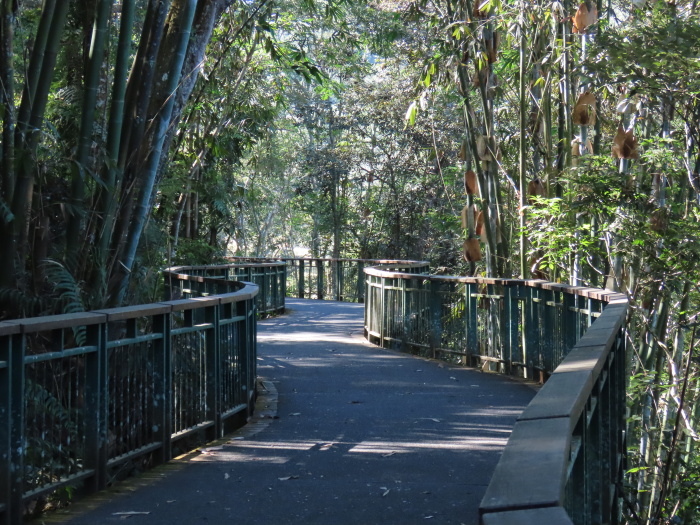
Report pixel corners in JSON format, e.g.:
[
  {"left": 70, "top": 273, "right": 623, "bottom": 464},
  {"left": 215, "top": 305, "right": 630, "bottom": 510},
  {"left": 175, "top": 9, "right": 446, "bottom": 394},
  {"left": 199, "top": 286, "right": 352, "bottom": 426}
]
[{"left": 42, "top": 299, "right": 536, "bottom": 525}]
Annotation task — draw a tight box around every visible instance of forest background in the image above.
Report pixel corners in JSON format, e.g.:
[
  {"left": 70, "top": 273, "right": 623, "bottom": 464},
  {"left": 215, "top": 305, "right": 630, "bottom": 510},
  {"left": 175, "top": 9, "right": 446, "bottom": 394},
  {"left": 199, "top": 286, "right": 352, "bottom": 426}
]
[{"left": 1, "top": 0, "right": 700, "bottom": 522}]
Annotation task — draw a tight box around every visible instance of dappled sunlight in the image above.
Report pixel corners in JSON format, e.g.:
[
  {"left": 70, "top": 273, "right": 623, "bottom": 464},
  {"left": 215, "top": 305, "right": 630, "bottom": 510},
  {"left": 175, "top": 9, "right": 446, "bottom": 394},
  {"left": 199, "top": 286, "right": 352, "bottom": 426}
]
[
  {"left": 348, "top": 436, "right": 509, "bottom": 454},
  {"left": 258, "top": 331, "right": 364, "bottom": 345}
]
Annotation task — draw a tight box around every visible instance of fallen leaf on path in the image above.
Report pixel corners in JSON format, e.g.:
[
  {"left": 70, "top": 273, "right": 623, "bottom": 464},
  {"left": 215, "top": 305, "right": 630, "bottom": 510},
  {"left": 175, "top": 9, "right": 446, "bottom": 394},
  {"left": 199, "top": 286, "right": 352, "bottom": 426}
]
[
  {"left": 382, "top": 452, "right": 396, "bottom": 457},
  {"left": 224, "top": 473, "right": 230, "bottom": 480},
  {"left": 278, "top": 475, "right": 300, "bottom": 481},
  {"left": 382, "top": 489, "right": 391, "bottom": 497},
  {"left": 200, "top": 446, "right": 224, "bottom": 454},
  {"left": 290, "top": 413, "right": 301, "bottom": 417},
  {"left": 112, "top": 512, "right": 151, "bottom": 516}
]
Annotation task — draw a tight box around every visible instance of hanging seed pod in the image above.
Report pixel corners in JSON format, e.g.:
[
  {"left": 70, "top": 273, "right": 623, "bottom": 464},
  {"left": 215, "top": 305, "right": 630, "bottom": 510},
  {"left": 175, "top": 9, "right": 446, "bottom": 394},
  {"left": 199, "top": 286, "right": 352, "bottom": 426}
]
[
  {"left": 461, "top": 205, "right": 469, "bottom": 229},
  {"left": 612, "top": 124, "right": 639, "bottom": 159},
  {"left": 572, "top": 91, "right": 597, "bottom": 126},
  {"left": 472, "top": 65, "right": 490, "bottom": 87},
  {"left": 464, "top": 170, "right": 479, "bottom": 195},
  {"left": 476, "top": 136, "right": 491, "bottom": 161},
  {"left": 463, "top": 238, "right": 482, "bottom": 262},
  {"left": 475, "top": 210, "right": 487, "bottom": 242},
  {"left": 527, "top": 179, "right": 546, "bottom": 204},
  {"left": 458, "top": 141, "right": 467, "bottom": 161},
  {"left": 572, "top": 2, "right": 597, "bottom": 33},
  {"left": 486, "top": 31, "right": 499, "bottom": 64},
  {"left": 572, "top": 138, "right": 581, "bottom": 158}
]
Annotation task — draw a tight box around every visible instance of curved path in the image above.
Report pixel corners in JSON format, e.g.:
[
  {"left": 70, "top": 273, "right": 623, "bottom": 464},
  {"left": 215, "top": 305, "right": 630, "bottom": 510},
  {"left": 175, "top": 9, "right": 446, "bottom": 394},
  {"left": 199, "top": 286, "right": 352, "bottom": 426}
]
[{"left": 43, "top": 299, "right": 535, "bottom": 525}]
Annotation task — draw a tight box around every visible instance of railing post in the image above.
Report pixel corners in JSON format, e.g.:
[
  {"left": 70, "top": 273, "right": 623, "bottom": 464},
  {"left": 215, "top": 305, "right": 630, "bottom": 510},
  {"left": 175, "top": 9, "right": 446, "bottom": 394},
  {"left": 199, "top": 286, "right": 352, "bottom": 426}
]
[
  {"left": 380, "top": 275, "right": 386, "bottom": 347},
  {"left": 153, "top": 310, "right": 172, "bottom": 464},
  {"left": 429, "top": 280, "right": 442, "bottom": 359},
  {"left": 0, "top": 323, "right": 21, "bottom": 525},
  {"left": 522, "top": 285, "right": 537, "bottom": 380},
  {"left": 465, "top": 282, "right": 478, "bottom": 365},
  {"left": 335, "top": 260, "right": 343, "bottom": 301},
  {"left": 298, "top": 260, "right": 305, "bottom": 298},
  {"left": 83, "top": 321, "right": 107, "bottom": 494},
  {"left": 503, "top": 284, "right": 520, "bottom": 375},
  {"left": 356, "top": 261, "right": 365, "bottom": 303},
  {"left": 317, "top": 259, "right": 324, "bottom": 300},
  {"left": 205, "top": 303, "right": 222, "bottom": 438}
]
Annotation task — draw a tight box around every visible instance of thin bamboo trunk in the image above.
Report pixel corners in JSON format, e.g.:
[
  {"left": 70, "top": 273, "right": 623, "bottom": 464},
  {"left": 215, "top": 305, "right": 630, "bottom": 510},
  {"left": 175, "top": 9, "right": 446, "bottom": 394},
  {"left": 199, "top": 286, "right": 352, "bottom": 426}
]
[
  {"left": 66, "top": 0, "right": 114, "bottom": 263},
  {"left": 112, "top": 0, "right": 197, "bottom": 305}
]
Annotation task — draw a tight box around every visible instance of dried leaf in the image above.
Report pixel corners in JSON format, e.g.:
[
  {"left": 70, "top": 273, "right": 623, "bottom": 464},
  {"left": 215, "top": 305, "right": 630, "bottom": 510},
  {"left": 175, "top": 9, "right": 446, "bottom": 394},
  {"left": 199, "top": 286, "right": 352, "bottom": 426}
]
[
  {"left": 382, "top": 489, "right": 391, "bottom": 497},
  {"left": 611, "top": 124, "right": 639, "bottom": 159},
  {"left": 463, "top": 238, "right": 482, "bottom": 262},
  {"left": 200, "top": 446, "right": 224, "bottom": 454},
  {"left": 112, "top": 512, "right": 151, "bottom": 516},
  {"left": 485, "top": 31, "right": 499, "bottom": 63},
  {"left": 278, "top": 475, "right": 300, "bottom": 481},
  {"left": 476, "top": 136, "right": 491, "bottom": 161},
  {"left": 527, "top": 179, "right": 546, "bottom": 203},
  {"left": 464, "top": 170, "right": 479, "bottom": 195},
  {"left": 475, "top": 210, "right": 485, "bottom": 241},
  {"left": 572, "top": 91, "right": 596, "bottom": 126},
  {"left": 572, "top": 2, "right": 597, "bottom": 33},
  {"left": 458, "top": 141, "right": 467, "bottom": 161}
]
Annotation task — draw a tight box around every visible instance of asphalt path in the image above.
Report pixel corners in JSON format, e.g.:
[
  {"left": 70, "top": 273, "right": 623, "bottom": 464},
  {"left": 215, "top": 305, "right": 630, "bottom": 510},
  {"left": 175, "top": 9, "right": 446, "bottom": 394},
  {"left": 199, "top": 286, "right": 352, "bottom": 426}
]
[{"left": 43, "top": 299, "right": 535, "bottom": 525}]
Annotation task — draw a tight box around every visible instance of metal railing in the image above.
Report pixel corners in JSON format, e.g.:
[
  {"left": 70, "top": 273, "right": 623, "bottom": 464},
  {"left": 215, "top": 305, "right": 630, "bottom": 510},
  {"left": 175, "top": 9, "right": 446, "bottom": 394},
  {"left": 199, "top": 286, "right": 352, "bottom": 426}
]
[
  {"left": 0, "top": 274, "right": 258, "bottom": 525},
  {"left": 226, "top": 257, "right": 429, "bottom": 303},
  {"left": 363, "top": 267, "right": 628, "bottom": 525},
  {"left": 166, "top": 261, "right": 285, "bottom": 316}
]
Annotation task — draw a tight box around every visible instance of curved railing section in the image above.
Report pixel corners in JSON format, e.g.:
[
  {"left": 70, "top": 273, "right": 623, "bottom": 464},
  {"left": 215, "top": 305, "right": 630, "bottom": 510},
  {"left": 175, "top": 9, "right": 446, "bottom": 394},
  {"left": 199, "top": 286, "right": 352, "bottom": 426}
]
[
  {"left": 166, "top": 260, "right": 286, "bottom": 316},
  {"left": 0, "top": 273, "right": 258, "bottom": 524},
  {"left": 228, "top": 256, "right": 429, "bottom": 303},
  {"left": 363, "top": 267, "right": 628, "bottom": 525}
]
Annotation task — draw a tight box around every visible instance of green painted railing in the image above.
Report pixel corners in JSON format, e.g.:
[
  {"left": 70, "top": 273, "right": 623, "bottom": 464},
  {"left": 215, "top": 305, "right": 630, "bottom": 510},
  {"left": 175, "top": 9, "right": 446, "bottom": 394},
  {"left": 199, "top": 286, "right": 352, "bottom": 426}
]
[
  {"left": 166, "top": 261, "right": 286, "bottom": 316},
  {"left": 0, "top": 273, "right": 257, "bottom": 525},
  {"left": 227, "top": 257, "right": 429, "bottom": 303},
  {"left": 363, "top": 267, "right": 628, "bottom": 525}
]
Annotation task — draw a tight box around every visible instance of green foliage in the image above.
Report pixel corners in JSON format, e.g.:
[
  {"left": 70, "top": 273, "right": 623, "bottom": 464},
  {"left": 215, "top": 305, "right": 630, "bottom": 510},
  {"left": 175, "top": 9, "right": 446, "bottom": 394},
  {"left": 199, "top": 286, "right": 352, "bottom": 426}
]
[{"left": 173, "top": 238, "right": 226, "bottom": 266}]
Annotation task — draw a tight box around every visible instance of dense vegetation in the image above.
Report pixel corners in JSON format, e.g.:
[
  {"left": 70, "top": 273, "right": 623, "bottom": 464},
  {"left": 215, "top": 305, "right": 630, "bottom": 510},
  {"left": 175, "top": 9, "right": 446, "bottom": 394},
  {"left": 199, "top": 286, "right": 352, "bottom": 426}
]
[{"left": 1, "top": 0, "right": 699, "bottom": 521}]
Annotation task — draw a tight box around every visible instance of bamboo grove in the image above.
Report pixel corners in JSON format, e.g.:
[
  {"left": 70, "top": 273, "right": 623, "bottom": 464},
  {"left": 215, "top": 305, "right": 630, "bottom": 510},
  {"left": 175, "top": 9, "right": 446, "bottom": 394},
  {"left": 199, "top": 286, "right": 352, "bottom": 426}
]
[
  {"left": 1, "top": 0, "right": 700, "bottom": 521},
  {"left": 403, "top": 0, "right": 700, "bottom": 521}
]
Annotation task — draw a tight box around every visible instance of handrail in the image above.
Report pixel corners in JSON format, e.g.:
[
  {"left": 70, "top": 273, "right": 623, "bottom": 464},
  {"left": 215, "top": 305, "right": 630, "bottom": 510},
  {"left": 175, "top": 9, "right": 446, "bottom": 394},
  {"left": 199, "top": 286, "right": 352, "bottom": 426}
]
[
  {"left": 362, "top": 266, "right": 628, "bottom": 525},
  {"left": 0, "top": 275, "right": 258, "bottom": 524},
  {"left": 165, "top": 261, "right": 285, "bottom": 316},
  {"left": 228, "top": 256, "right": 429, "bottom": 303}
]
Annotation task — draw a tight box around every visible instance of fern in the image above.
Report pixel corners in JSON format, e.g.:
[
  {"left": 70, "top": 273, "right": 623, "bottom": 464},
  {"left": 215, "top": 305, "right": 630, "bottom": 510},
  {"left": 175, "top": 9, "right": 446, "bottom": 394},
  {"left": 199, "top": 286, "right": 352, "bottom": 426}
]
[
  {"left": 0, "top": 286, "right": 46, "bottom": 319},
  {"left": 42, "top": 260, "right": 87, "bottom": 345},
  {"left": 0, "top": 197, "right": 14, "bottom": 223}
]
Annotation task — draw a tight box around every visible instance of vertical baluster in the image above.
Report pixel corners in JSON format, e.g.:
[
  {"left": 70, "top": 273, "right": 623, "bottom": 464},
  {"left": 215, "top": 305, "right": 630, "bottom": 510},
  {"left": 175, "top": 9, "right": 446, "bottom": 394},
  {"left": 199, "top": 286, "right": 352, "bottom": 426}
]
[
  {"left": 429, "top": 280, "right": 442, "bottom": 359},
  {"left": 298, "top": 260, "right": 305, "bottom": 299},
  {"left": 153, "top": 308, "right": 172, "bottom": 464},
  {"left": 205, "top": 303, "right": 221, "bottom": 439},
  {"left": 0, "top": 323, "right": 21, "bottom": 525},
  {"left": 466, "top": 282, "right": 478, "bottom": 366}
]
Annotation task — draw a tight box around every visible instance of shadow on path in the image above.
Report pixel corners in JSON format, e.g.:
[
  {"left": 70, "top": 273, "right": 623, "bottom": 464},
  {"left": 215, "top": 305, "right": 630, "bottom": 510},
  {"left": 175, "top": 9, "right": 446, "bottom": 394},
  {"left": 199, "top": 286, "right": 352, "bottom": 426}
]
[{"left": 42, "top": 299, "right": 535, "bottom": 525}]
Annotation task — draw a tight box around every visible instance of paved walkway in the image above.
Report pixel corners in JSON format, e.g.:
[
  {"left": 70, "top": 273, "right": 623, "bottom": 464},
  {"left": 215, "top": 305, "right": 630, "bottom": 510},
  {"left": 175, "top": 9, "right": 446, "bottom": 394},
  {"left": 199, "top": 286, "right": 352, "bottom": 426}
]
[{"left": 43, "top": 299, "right": 535, "bottom": 525}]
